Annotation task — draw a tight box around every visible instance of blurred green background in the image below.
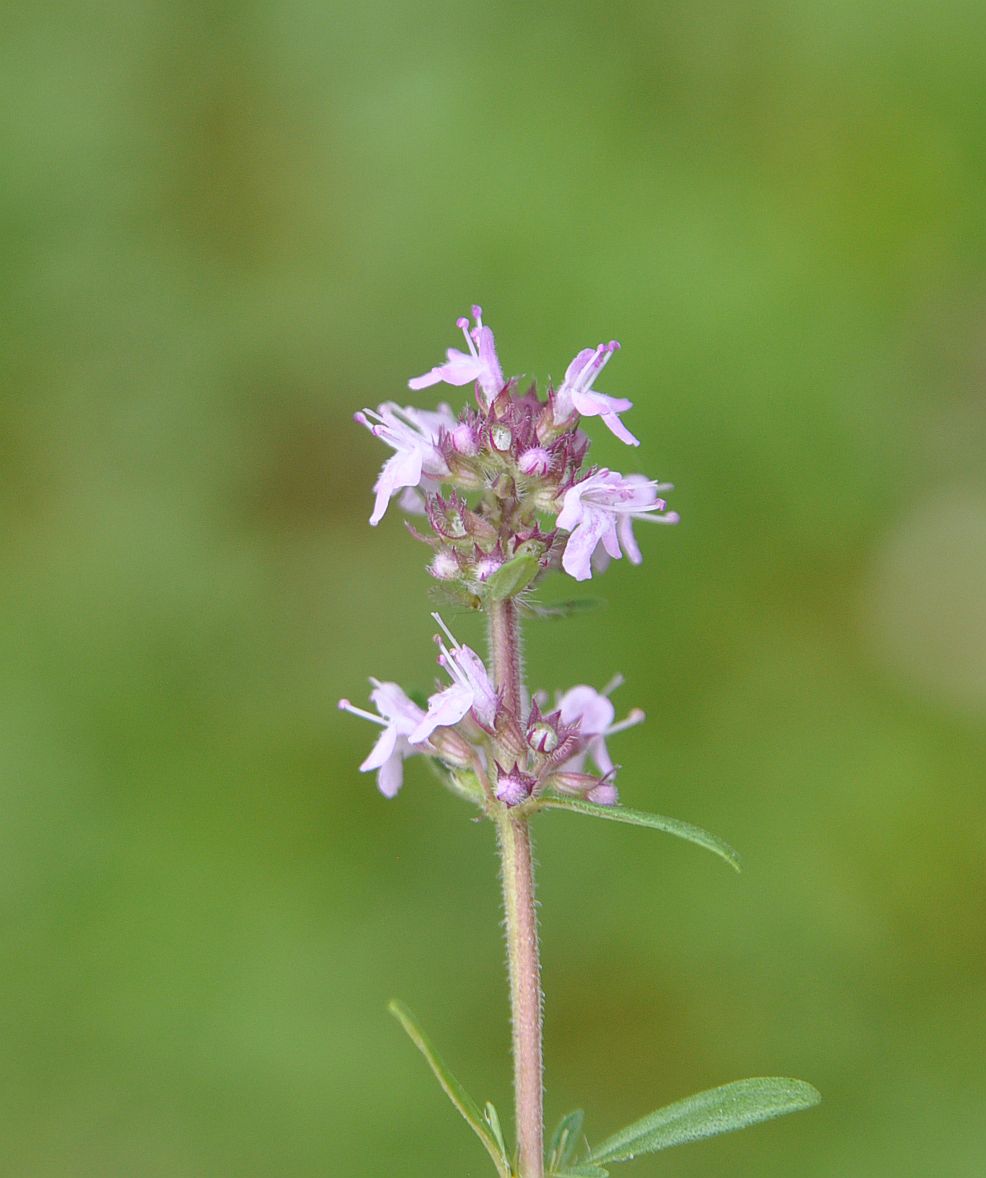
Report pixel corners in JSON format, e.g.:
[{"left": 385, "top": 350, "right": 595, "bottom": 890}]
[{"left": 3, "top": 1, "right": 986, "bottom": 1175}]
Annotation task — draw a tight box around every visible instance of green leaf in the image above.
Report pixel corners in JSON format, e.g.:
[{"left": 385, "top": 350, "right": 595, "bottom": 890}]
[
  {"left": 485, "top": 553, "right": 541, "bottom": 600},
  {"left": 548, "top": 1109, "right": 585, "bottom": 1169},
  {"left": 483, "top": 1102, "right": 509, "bottom": 1164},
  {"left": 522, "top": 597, "right": 604, "bottom": 620},
  {"left": 538, "top": 797, "right": 741, "bottom": 872},
  {"left": 551, "top": 1166, "right": 609, "bottom": 1177},
  {"left": 388, "top": 1000, "right": 511, "bottom": 1177},
  {"left": 588, "top": 1077, "right": 821, "bottom": 1164},
  {"left": 428, "top": 582, "right": 484, "bottom": 611}
]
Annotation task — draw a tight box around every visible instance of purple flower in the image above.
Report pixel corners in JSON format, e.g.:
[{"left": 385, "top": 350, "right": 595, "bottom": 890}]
[
  {"left": 409, "top": 306, "right": 505, "bottom": 407},
  {"left": 355, "top": 402, "right": 455, "bottom": 526},
  {"left": 553, "top": 341, "right": 639, "bottom": 446},
  {"left": 338, "top": 680, "right": 428, "bottom": 798},
  {"left": 556, "top": 469, "right": 679, "bottom": 582},
  {"left": 410, "top": 613, "right": 498, "bottom": 743}
]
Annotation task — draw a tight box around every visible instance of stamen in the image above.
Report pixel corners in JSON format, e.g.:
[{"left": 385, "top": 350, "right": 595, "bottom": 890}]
[
  {"left": 636, "top": 511, "right": 680, "bottom": 525},
  {"left": 601, "top": 673, "right": 624, "bottom": 697},
  {"left": 458, "top": 315, "right": 479, "bottom": 358},
  {"left": 338, "top": 698, "right": 387, "bottom": 726},
  {"left": 431, "top": 612, "right": 460, "bottom": 648},
  {"left": 607, "top": 708, "right": 646, "bottom": 736}
]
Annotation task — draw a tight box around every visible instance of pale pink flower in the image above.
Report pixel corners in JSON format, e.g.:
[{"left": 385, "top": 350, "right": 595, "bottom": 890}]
[
  {"left": 553, "top": 341, "right": 639, "bottom": 446},
  {"left": 410, "top": 613, "right": 498, "bottom": 743},
  {"left": 355, "top": 402, "right": 455, "bottom": 526},
  {"left": 557, "top": 469, "right": 679, "bottom": 582},
  {"left": 409, "top": 306, "right": 505, "bottom": 407},
  {"left": 338, "top": 680, "right": 428, "bottom": 798},
  {"left": 557, "top": 679, "right": 644, "bottom": 777}
]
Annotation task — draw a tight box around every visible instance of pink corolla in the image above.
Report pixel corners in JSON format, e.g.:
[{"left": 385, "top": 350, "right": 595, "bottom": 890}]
[
  {"left": 410, "top": 613, "right": 498, "bottom": 743},
  {"left": 338, "top": 680, "right": 428, "bottom": 798},
  {"left": 556, "top": 678, "right": 645, "bottom": 777},
  {"left": 553, "top": 341, "right": 639, "bottom": 446},
  {"left": 557, "top": 469, "right": 679, "bottom": 582},
  {"left": 355, "top": 402, "right": 455, "bottom": 526},
  {"left": 408, "top": 306, "right": 505, "bottom": 407}
]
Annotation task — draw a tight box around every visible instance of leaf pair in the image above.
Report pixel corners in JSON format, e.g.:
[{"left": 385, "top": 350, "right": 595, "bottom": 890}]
[{"left": 391, "top": 1002, "right": 819, "bottom": 1177}]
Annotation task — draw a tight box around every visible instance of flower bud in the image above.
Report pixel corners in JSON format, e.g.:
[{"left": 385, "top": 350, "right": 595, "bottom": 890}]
[
  {"left": 427, "top": 493, "right": 468, "bottom": 539},
  {"left": 527, "top": 720, "right": 559, "bottom": 754},
  {"left": 474, "top": 552, "right": 504, "bottom": 582},
  {"left": 495, "top": 764, "right": 537, "bottom": 807},
  {"left": 450, "top": 422, "right": 479, "bottom": 456},
  {"left": 518, "top": 446, "right": 552, "bottom": 478},
  {"left": 429, "top": 550, "right": 461, "bottom": 580},
  {"left": 490, "top": 423, "right": 513, "bottom": 453},
  {"left": 587, "top": 782, "right": 619, "bottom": 806},
  {"left": 427, "top": 726, "right": 477, "bottom": 769}
]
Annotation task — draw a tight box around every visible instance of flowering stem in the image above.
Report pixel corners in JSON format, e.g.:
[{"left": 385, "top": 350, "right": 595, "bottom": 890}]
[{"left": 489, "top": 599, "right": 543, "bottom": 1178}]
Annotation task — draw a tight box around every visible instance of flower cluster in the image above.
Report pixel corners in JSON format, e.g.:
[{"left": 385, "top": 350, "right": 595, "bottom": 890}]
[
  {"left": 341, "top": 305, "right": 676, "bottom": 808},
  {"left": 340, "top": 616, "right": 644, "bottom": 807},
  {"left": 355, "top": 305, "right": 677, "bottom": 584}
]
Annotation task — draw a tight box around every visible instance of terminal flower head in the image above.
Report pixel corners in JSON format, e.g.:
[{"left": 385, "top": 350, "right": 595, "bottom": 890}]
[
  {"left": 409, "top": 305, "right": 505, "bottom": 407},
  {"left": 355, "top": 402, "right": 455, "bottom": 526},
  {"left": 557, "top": 468, "right": 679, "bottom": 582},
  {"left": 338, "top": 680, "right": 428, "bottom": 798},
  {"left": 410, "top": 614, "right": 498, "bottom": 744},
  {"left": 553, "top": 341, "right": 639, "bottom": 446}
]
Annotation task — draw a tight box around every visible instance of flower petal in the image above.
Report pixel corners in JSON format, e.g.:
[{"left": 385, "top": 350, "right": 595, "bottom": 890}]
[
  {"left": 376, "top": 750, "right": 404, "bottom": 798},
  {"left": 571, "top": 388, "right": 633, "bottom": 416},
  {"left": 360, "top": 724, "right": 398, "bottom": 772},
  {"left": 561, "top": 512, "right": 608, "bottom": 581},
  {"left": 409, "top": 349, "right": 484, "bottom": 390},
  {"left": 410, "top": 682, "right": 473, "bottom": 744},
  {"left": 598, "top": 410, "right": 640, "bottom": 447},
  {"left": 559, "top": 686, "right": 615, "bottom": 734},
  {"left": 370, "top": 681, "right": 424, "bottom": 732},
  {"left": 369, "top": 447, "right": 424, "bottom": 526}
]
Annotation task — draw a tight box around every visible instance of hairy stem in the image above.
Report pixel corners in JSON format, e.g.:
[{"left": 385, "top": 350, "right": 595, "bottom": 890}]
[
  {"left": 489, "top": 598, "right": 543, "bottom": 1178},
  {"left": 488, "top": 596, "right": 523, "bottom": 717}
]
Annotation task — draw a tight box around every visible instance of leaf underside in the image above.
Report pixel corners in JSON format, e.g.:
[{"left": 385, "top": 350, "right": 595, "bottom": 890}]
[
  {"left": 485, "top": 553, "right": 541, "bottom": 600},
  {"left": 588, "top": 1076, "right": 822, "bottom": 1164},
  {"left": 388, "top": 1000, "right": 511, "bottom": 1177},
  {"left": 539, "top": 796, "right": 741, "bottom": 872}
]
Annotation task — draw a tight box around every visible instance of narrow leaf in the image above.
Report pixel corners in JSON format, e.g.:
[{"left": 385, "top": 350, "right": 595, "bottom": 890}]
[
  {"left": 485, "top": 553, "right": 541, "bottom": 600},
  {"left": 522, "top": 597, "right": 604, "bottom": 620},
  {"left": 589, "top": 1077, "right": 821, "bottom": 1163},
  {"left": 388, "top": 1000, "right": 510, "bottom": 1177},
  {"left": 548, "top": 1109, "right": 585, "bottom": 1169},
  {"left": 428, "top": 582, "right": 484, "bottom": 611},
  {"left": 483, "top": 1102, "right": 509, "bottom": 1163},
  {"left": 539, "top": 797, "right": 741, "bottom": 872}
]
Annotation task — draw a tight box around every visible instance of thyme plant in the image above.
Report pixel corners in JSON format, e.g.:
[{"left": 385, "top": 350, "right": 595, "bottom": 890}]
[{"left": 340, "top": 307, "right": 819, "bottom": 1177}]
